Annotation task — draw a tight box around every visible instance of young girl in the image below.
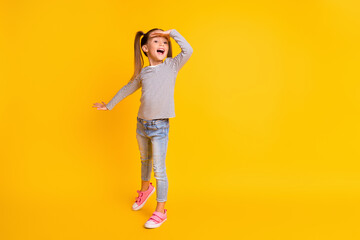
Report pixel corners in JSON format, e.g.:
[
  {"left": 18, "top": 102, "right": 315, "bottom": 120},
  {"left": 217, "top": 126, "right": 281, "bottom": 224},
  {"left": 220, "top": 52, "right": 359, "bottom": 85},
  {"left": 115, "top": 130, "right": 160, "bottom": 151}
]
[{"left": 93, "top": 28, "right": 193, "bottom": 228}]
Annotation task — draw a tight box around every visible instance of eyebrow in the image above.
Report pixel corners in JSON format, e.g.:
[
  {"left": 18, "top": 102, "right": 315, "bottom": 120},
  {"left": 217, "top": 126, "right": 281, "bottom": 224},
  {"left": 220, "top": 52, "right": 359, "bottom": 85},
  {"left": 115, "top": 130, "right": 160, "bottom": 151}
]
[{"left": 152, "top": 37, "right": 169, "bottom": 42}]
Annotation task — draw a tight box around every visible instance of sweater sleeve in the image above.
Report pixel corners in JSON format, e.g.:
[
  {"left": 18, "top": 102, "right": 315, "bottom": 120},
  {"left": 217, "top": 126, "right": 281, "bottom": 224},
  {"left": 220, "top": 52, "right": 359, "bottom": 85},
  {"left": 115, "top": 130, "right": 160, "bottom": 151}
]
[
  {"left": 106, "top": 74, "right": 141, "bottom": 110},
  {"left": 169, "top": 29, "right": 193, "bottom": 72}
]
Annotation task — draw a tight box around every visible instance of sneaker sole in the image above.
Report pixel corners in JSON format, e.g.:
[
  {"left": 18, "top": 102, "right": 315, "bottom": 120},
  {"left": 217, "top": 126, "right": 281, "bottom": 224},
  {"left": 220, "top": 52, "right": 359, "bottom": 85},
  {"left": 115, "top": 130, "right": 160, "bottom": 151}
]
[
  {"left": 144, "top": 218, "right": 167, "bottom": 229},
  {"left": 132, "top": 186, "right": 156, "bottom": 211}
]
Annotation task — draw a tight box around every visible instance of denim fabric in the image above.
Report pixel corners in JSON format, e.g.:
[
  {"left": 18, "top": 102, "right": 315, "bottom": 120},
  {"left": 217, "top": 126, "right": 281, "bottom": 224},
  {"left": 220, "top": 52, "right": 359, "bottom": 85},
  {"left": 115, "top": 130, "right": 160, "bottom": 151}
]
[{"left": 136, "top": 116, "right": 169, "bottom": 202}]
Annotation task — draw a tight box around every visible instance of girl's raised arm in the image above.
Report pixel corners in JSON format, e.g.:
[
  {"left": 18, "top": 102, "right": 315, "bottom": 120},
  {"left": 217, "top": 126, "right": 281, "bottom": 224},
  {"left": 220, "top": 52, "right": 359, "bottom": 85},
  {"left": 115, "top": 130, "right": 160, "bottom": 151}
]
[
  {"left": 106, "top": 74, "right": 141, "bottom": 110},
  {"left": 169, "top": 29, "right": 193, "bottom": 72}
]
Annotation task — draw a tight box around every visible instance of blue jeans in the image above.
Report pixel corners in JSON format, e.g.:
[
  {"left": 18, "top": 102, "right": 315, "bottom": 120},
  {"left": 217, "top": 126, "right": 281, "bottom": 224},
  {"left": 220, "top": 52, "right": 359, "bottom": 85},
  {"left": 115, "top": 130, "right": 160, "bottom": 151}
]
[{"left": 136, "top": 116, "right": 169, "bottom": 202}]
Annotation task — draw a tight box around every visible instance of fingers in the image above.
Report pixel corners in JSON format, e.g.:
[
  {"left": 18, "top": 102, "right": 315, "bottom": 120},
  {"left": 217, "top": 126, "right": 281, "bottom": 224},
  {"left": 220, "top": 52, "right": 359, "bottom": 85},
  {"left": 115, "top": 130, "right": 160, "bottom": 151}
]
[
  {"left": 150, "top": 32, "right": 169, "bottom": 38},
  {"left": 91, "top": 102, "right": 107, "bottom": 110},
  {"left": 152, "top": 34, "right": 170, "bottom": 41},
  {"left": 150, "top": 33, "right": 161, "bottom": 38}
]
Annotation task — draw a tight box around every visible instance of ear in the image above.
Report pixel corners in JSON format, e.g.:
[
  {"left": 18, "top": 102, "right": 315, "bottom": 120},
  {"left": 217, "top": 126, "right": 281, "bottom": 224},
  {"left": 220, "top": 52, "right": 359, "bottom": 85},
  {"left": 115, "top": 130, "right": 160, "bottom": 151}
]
[{"left": 142, "top": 45, "right": 148, "bottom": 53}]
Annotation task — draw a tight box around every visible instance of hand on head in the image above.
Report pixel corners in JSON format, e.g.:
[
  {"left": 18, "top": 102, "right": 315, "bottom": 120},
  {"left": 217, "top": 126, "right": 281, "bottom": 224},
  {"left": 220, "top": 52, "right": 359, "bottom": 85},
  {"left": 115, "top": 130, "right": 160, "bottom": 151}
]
[{"left": 149, "top": 29, "right": 173, "bottom": 40}]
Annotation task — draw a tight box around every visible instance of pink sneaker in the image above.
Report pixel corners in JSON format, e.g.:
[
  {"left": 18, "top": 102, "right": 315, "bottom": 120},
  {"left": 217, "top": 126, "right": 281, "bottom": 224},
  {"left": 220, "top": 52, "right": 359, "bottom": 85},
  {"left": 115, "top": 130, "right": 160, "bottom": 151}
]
[
  {"left": 144, "top": 209, "right": 168, "bottom": 228},
  {"left": 132, "top": 182, "right": 155, "bottom": 211}
]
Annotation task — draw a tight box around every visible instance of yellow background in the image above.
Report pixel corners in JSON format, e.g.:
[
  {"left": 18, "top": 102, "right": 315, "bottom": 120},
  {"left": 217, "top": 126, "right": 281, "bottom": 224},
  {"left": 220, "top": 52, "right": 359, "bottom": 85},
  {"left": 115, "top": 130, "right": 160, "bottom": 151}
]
[{"left": 1, "top": 0, "right": 360, "bottom": 239}]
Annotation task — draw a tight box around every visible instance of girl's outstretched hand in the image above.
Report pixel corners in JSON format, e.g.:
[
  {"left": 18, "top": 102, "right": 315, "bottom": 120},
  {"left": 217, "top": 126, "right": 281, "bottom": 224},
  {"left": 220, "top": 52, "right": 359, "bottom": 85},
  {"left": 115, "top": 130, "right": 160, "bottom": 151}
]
[{"left": 92, "top": 101, "right": 108, "bottom": 110}]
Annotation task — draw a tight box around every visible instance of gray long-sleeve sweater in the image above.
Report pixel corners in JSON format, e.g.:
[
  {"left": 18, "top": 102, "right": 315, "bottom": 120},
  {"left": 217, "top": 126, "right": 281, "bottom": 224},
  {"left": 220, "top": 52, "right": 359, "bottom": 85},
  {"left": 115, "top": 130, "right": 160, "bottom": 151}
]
[{"left": 105, "top": 29, "right": 193, "bottom": 120}]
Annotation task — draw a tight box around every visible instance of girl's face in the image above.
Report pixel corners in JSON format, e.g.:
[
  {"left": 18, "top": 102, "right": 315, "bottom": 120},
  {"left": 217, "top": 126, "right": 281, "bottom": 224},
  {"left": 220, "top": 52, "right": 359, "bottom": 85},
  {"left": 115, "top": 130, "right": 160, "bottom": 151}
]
[{"left": 144, "top": 30, "right": 169, "bottom": 62}]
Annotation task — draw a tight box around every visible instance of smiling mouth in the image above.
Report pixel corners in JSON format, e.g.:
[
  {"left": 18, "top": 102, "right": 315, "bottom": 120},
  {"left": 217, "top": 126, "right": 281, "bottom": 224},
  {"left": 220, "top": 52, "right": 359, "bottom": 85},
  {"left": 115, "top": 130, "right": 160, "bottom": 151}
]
[{"left": 157, "top": 49, "right": 165, "bottom": 55}]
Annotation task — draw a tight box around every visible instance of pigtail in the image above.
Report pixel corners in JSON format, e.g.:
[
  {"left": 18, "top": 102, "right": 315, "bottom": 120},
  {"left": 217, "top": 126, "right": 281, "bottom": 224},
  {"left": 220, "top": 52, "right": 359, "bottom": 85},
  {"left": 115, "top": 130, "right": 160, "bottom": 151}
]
[
  {"left": 129, "top": 31, "right": 145, "bottom": 83},
  {"left": 167, "top": 36, "right": 173, "bottom": 58}
]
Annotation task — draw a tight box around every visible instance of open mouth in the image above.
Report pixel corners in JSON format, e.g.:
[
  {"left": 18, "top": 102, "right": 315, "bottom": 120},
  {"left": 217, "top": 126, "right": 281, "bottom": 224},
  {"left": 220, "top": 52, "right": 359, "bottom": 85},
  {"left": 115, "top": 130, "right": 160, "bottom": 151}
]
[{"left": 157, "top": 49, "right": 165, "bottom": 55}]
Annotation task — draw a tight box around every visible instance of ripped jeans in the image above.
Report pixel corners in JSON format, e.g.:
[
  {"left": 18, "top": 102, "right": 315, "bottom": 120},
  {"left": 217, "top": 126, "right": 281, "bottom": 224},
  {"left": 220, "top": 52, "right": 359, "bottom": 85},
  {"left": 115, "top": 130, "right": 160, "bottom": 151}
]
[{"left": 136, "top": 116, "right": 169, "bottom": 202}]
